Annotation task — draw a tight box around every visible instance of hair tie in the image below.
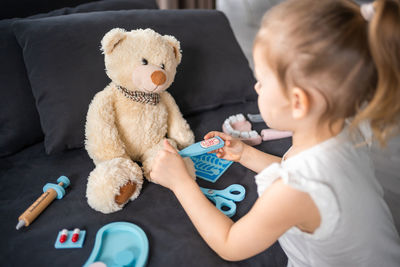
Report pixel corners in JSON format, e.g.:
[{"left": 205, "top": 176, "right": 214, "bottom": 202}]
[{"left": 360, "top": 2, "right": 375, "bottom": 21}]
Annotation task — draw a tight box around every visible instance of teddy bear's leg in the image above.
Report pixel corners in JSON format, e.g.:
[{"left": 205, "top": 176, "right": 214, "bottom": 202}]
[
  {"left": 86, "top": 157, "right": 143, "bottom": 214},
  {"left": 141, "top": 138, "right": 196, "bottom": 183}
]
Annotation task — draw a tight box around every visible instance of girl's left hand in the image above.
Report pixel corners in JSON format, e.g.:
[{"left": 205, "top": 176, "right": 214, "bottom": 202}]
[{"left": 150, "top": 139, "right": 191, "bottom": 190}]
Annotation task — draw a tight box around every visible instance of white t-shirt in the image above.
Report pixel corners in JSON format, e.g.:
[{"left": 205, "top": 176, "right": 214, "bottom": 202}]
[{"left": 255, "top": 125, "right": 400, "bottom": 267}]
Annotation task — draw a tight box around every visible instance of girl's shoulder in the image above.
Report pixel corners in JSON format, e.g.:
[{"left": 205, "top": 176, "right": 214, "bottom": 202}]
[
  {"left": 281, "top": 122, "right": 374, "bottom": 184},
  {"left": 255, "top": 125, "right": 375, "bottom": 240},
  {"left": 255, "top": 158, "right": 341, "bottom": 240}
]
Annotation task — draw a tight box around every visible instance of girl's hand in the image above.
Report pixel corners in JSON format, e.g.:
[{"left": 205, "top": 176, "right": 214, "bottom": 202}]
[
  {"left": 150, "top": 139, "right": 192, "bottom": 191},
  {"left": 204, "top": 131, "right": 246, "bottom": 162}
]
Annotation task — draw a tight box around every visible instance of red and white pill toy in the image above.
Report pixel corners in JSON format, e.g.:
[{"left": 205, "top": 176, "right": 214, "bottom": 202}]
[
  {"left": 55, "top": 228, "right": 86, "bottom": 249},
  {"left": 72, "top": 228, "right": 80, "bottom": 243},
  {"left": 59, "top": 229, "right": 68, "bottom": 243}
]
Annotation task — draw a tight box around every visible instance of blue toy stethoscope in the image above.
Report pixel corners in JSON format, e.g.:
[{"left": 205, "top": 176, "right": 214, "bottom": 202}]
[{"left": 200, "top": 184, "right": 246, "bottom": 217}]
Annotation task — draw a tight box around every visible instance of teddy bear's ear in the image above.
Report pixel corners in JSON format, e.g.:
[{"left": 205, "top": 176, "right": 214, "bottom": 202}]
[
  {"left": 101, "top": 28, "right": 127, "bottom": 54},
  {"left": 163, "top": 35, "right": 182, "bottom": 64}
]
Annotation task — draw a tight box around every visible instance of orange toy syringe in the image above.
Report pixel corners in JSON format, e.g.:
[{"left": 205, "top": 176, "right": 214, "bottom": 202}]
[{"left": 16, "top": 176, "right": 70, "bottom": 230}]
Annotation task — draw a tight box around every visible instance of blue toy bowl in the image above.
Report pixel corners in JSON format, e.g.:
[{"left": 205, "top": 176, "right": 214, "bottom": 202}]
[{"left": 83, "top": 222, "right": 149, "bottom": 267}]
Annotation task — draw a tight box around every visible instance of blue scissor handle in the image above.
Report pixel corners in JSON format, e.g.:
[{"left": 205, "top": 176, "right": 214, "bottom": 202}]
[
  {"left": 201, "top": 184, "right": 245, "bottom": 202},
  {"left": 200, "top": 184, "right": 246, "bottom": 217},
  {"left": 208, "top": 196, "right": 237, "bottom": 217},
  {"left": 218, "top": 184, "right": 246, "bottom": 202}
]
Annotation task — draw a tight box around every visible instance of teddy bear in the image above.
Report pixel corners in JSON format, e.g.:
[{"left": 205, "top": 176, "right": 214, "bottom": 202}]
[{"left": 85, "top": 28, "right": 196, "bottom": 214}]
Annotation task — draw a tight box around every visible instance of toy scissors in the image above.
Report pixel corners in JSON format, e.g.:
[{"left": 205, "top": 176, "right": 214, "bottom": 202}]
[{"left": 200, "top": 184, "right": 246, "bottom": 217}]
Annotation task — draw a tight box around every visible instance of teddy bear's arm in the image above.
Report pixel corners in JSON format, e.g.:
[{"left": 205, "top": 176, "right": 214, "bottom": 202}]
[
  {"left": 161, "top": 92, "right": 194, "bottom": 149},
  {"left": 85, "top": 89, "right": 128, "bottom": 164}
]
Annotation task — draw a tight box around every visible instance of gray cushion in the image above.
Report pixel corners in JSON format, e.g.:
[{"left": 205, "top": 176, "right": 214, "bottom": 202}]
[
  {"left": 0, "top": 19, "right": 43, "bottom": 157},
  {"left": 0, "top": 0, "right": 158, "bottom": 19},
  {"left": 12, "top": 9, "right": 257, "bottom": 154},
  {"left": 0, "top": 0, "right": 158, "bottom": 157}
]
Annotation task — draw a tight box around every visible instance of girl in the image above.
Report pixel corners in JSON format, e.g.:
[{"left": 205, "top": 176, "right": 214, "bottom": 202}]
[{"left": 150, "top": 0, "right": 400, "bottom": 266}]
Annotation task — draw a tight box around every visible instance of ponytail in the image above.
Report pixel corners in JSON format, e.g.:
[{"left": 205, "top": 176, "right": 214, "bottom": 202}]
[{"left": 354, "top": 0, "right": 400, "bottom": 146}]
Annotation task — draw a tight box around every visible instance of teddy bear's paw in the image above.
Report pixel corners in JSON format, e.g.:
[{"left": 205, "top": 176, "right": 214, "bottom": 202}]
[
  {"left": 115, "top": 181, "right": 137, "bottom": 205},
  {"left": 183, "top": 157, "right": 196, "bottom": 180},
  {"left": 86, "top": 157, "right": 143, "bottom": 214}
]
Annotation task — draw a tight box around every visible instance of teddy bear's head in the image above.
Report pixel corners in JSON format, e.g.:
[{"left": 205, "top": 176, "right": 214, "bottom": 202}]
[{"left": 101, "top": 28, "right": 182, "bottom": 94}]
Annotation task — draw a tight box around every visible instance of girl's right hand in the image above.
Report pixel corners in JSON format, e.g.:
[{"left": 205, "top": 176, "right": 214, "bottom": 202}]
[{"left": 204, "top": 131, "right": 246, "bottom": 162}]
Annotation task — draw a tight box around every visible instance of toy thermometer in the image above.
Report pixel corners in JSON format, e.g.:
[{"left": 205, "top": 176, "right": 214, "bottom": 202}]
[{"left": 179, "top": 136, "right": 224, "bottom": 158}]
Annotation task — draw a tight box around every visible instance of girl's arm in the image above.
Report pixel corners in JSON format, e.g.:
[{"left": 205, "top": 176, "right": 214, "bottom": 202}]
[
  {"left": 172, "top": 177, "right": 318, "bottom": 261},
  {"left": 239, "top": 143, "right": 282, "bottom": 173},
  {"left": 150, "top": 140, "right": 320, "bottom": 261}
]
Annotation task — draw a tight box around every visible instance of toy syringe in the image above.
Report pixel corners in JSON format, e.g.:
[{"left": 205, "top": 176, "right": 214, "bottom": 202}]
[
  {"left": 16, "top": 176, "right": 70, "bottom": 230},
  {"left": 178, "top": 136, "right": 225, "bottom": 158}
]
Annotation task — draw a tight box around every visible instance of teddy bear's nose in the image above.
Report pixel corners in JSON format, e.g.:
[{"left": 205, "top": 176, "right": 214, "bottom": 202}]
[{"left": 151, "top": 71, "right": 166, "bottom": 86}]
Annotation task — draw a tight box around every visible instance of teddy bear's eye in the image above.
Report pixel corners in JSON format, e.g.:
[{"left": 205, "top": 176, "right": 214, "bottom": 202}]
[
  {"left": 160, "top": 63, "right": 165, "bottom": 70},
  {"left": 142, "top": 58, "right": 148, "bottom": 65}
]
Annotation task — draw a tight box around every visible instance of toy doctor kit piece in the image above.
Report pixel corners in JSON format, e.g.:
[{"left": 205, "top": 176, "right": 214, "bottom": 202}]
[
  {"left": 55, "top": 228, "right": 86, "bottom": 249},
  {"left": 16, "top": 176, "right": 70, "bottom": 230},
  {"left": 178, "top": 136, "right": 233, "bottom": 183},
  {"left": 223, "top": 113, "right": 292, "bottom": 146},
  {"left": 83, "top": 222, "right": 149, "bottom": 267},
  {"left": 178, "top": 136, "right": 225, "bottom": 158},
  {"left": 200, "top": 184, "right": 246, "bottom": 217},
  {"left": 191, "top": 153, "right": 233, "bottom": 183}
]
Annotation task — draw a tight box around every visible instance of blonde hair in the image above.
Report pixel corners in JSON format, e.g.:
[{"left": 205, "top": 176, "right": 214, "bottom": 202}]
[{"left": 254, "top": 0, "right": 400, "bottom": 146}]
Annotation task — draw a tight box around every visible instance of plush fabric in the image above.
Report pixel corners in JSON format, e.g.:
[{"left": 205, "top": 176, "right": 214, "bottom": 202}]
[
  {"left": 84, "top": 27, "right": 196, "bottom": 214},
  {"left": 12, "top": 9, "right": 257, "bottom": 154},
  {"left": 0, "top": 101, "right": 289, "bottom": 266},
  {"left": 0, "top": 0, "right": 159, "bottom": 157},
  {"left": 83, "top": 27, "right": 198, "bottom": 214}
]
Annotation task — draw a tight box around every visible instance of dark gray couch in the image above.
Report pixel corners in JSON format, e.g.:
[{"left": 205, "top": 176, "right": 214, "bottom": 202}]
[{"left": 0, "top": 1, "right": 289, "bottom": 266}]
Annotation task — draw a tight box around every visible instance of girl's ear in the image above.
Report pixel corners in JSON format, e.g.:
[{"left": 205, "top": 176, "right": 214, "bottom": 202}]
[
  {"left": 101, "top": 28, "right": 126, "bottom": 55},
  {"left": 290, "top": 87, "right": 310, "bottom": 119}
]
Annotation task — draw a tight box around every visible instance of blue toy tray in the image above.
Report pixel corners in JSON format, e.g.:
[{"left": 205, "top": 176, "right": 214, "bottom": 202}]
[
  {"left": 54, "top": 230, "right": 86, "bottom": 249},
  {"left": 83, "top": 222, "right": 149, "bottom": 267},
  {"left": 191, "top": 153, "right": 233, "bottom": 183}
]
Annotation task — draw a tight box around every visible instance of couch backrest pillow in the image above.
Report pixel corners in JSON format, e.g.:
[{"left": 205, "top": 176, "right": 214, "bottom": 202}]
[
  {"left": 12, "top": 9, "right": 257, "bottom": 154},
  {"left": 28, "top": 0, "right": 159, "bottom": 19},
  {"left": 0, "top": 19, "right": 44, "bottom": 157},
  {"left": 0, "top": 0, "right": 158, "bottom": 157},
  {"left": 0, "top": 0, "right": 158, "bottom": 19}
]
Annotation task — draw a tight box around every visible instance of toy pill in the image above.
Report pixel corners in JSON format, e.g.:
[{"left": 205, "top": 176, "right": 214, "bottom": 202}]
[
  {"left": 59, "top": 229, "right": 68, "bottom": 243},
  {"left": 72, "top": 228, "right": 80, "bottom": 243}
]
